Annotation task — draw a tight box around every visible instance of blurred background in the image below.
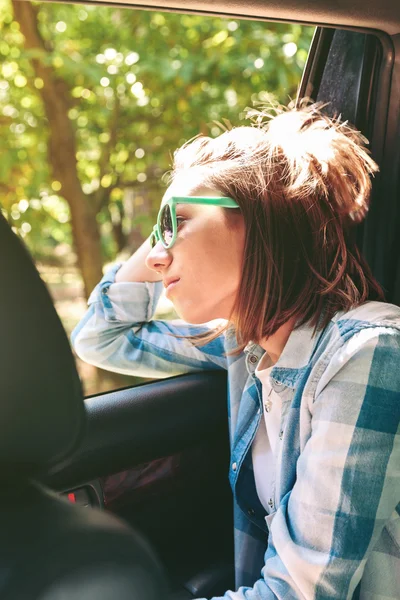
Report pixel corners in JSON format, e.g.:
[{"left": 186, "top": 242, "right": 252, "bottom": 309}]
[{"left": 0, "top": 0, "right": 313, "bottom": 395}]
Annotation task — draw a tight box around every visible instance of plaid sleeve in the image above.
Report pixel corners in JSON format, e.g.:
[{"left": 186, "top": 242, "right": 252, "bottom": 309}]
[
  {"left": 202, "top": 326, "right": 400, "bottom": 600},
  {"left": 71, "top": 263, "right": 227, "bottom": 378}
]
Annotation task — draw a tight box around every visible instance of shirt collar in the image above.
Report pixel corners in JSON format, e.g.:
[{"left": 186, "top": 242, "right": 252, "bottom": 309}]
[{"left": 244, "top": 319, "right": 323, "bottom": 389}]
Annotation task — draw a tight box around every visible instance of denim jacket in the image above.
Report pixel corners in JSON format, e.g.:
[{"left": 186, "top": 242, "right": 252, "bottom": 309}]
[{"left": 71, "top": 263, "right": 400, "bottom": 600}]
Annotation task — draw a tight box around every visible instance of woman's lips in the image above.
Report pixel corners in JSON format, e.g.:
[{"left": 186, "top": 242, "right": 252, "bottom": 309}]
[{"left": 165, "top": 278, "right": 180, "bottom": 296}]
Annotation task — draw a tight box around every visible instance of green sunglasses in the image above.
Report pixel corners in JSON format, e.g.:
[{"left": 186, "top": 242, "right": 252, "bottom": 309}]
[{"left": 149, "top": 196, "right": 239, "bottom": 250}]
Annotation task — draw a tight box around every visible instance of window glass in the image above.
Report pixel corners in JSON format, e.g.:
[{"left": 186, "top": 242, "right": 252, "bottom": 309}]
[{"left": 0, "top": 0, "right": 313, "bottom": 395}]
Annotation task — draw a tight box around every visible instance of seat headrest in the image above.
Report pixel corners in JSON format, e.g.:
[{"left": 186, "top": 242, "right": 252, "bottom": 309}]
[{"left": 0, "top": 211, "right": 85, "bottom": 476}]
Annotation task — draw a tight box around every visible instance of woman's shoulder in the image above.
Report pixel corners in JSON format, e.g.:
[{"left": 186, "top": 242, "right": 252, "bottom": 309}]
[
  {"left": 317, "top": 300, "right": 400, "bottom": 372},
  {"left": 310, "top": 300, "right": 400, "bottom": 380},
  {"left": 331, "top": 300, "right": 400, "bottom": 334},
  {"left": 311, "top": 301, "right": 400, "bottom": 398}
]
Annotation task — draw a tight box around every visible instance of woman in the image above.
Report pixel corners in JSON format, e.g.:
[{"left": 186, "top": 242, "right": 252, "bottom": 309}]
[{"left": 72, "top": 104, "right": 400, "bottom": 599}]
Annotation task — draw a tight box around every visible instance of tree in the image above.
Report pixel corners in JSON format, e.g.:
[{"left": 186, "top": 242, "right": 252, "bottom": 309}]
[{"left": 10, "top": 0, "right": 103, "bottom": 297}]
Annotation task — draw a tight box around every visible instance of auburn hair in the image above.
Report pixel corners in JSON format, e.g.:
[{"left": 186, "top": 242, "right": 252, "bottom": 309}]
[{"left": 169, "top": 102, "right": 385, "bottom": 355}]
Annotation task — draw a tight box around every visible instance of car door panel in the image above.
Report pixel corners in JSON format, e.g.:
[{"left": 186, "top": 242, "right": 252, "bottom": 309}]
[
  {"left": 46, "top": 371, "right": 234, "bottom": 593},
  {"left": 47, "top": 372, "right": 228, "bottom": 487}
]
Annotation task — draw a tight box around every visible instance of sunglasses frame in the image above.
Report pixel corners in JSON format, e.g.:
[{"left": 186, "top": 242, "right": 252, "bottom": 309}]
[{"left": 149, "top": 196, "right": 239, "bottom": 250}]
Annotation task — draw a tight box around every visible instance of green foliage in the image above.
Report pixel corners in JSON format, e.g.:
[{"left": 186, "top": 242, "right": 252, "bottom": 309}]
[{"left": 0, "top": 0, "right": 314, "bottom": 261}]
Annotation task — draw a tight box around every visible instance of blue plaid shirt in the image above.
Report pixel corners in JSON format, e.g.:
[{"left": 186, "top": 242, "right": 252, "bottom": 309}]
[{"left": 71, "top": 263, "right": 400, "bottom": 600}]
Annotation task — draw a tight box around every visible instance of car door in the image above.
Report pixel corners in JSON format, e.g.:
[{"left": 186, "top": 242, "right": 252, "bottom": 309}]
[{"left": 38, "top": 2, "right": 400, "bottom": 598}]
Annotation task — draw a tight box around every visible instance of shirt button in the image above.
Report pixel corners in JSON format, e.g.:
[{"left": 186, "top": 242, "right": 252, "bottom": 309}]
[
  {"left": 268, "top": 498, "right": 274, "bottom": 508},
  {"left": 249, "top": 354, "right": 258, "bottom": 364},
  {"left": 247, "top": 508, "right": 255, "bottom": 517},
  {"left": 232, "top": 462, "right": 237, "bottom": 472},
  {"left": 264, "top": 400, "right": 272, "bottom": 413},
  {"left": 102, "top": 286, "right": 109, "bottom": 294},
  {"left": 272, "top": 379, "right": 283, "bottom": 387},
  {"left": 279, "top": 430, "right": 284, "bottom": 440}
]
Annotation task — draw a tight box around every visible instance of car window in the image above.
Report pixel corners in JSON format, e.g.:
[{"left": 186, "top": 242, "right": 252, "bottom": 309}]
[{"left": 0, "top": 0, "right": 313, "bottom": 396}]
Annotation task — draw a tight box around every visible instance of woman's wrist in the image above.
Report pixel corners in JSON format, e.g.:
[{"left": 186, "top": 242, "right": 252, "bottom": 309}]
[{"left": 115, "top": 238, "right": 163, "bottom": 283}]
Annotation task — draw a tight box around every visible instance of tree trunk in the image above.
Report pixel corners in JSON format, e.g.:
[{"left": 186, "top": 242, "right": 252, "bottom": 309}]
[
  {"left": 12, "top": 0, "right": 103, "bottom": 299},
  {"left": 112, "top": 221, "right": 127, "bottom": 255},
  {"left": 111, "top": 202, "right": 127, "bottom": 254}
]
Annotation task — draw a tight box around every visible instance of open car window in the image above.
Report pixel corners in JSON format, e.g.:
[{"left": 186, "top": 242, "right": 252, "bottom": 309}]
[{"left": 0, "top": 0, "right": 313, "bottom": 396}]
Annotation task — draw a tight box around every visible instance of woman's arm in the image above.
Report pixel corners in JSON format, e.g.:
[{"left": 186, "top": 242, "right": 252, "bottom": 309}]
[{"left": 71, "top": 240, "right": 228, "bottom": 379}]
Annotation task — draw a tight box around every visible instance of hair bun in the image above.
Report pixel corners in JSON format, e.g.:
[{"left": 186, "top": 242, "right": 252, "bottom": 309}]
[{"left": 252, "top": 102, "right": 378, "bottom": 223}]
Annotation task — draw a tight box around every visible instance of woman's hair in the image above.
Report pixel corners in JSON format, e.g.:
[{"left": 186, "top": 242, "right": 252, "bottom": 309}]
[{"left": 169, "top": 102, "right": 385, "bottom": 355}]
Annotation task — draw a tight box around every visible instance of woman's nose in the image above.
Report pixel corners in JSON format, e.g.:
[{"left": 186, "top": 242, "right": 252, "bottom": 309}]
[{"left": 145, "top": 241, "right": 173, "bottom": 273}]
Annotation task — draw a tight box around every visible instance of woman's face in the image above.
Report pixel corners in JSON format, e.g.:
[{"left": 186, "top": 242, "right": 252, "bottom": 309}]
[{"left": 145, "top": 174, "right": 246, "bottom": 324}]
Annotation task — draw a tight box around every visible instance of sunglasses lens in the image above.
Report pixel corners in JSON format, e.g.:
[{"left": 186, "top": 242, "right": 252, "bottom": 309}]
[{"left": 160, "top": 204, "right": 173, "bottom": 247}]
